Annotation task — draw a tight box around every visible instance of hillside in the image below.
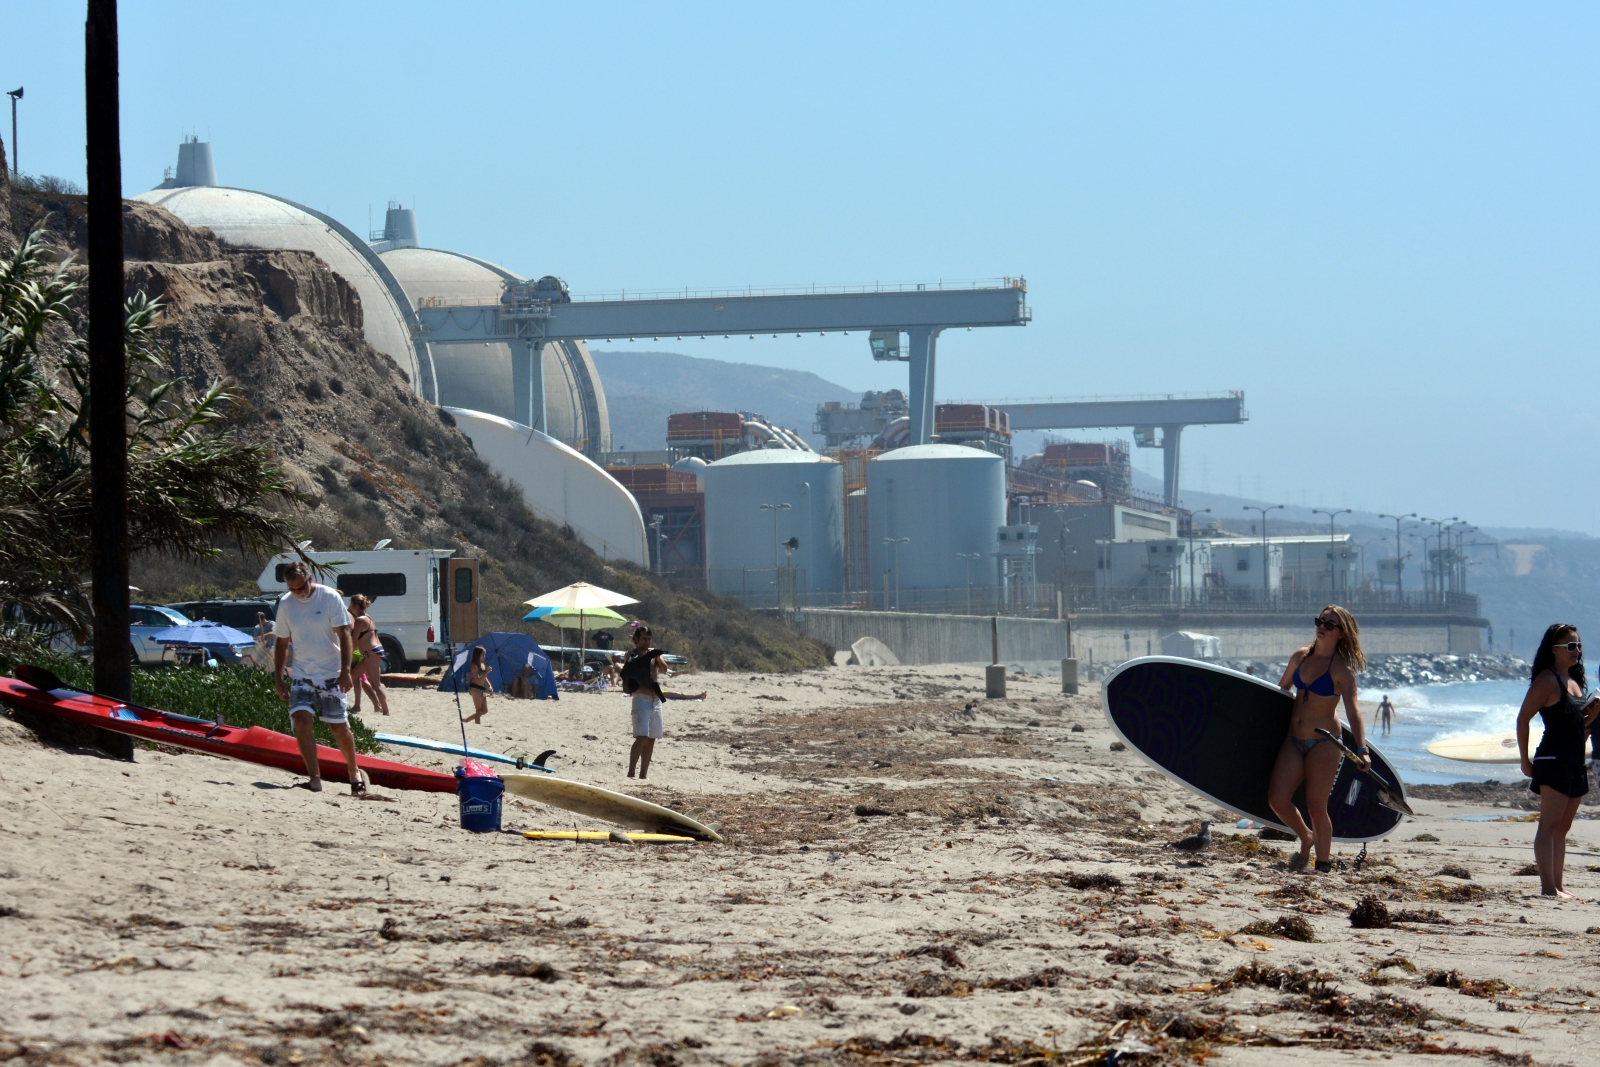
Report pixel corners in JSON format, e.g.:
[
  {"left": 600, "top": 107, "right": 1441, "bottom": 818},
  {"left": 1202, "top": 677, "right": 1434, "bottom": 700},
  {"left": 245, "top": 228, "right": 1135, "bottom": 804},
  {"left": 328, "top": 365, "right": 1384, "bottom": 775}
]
[
  {"left": 591, "top": 349, "right": 856, "bottom": 451},
  {"left": 2, "top": 171, "right": 831, "bottom": 673}
]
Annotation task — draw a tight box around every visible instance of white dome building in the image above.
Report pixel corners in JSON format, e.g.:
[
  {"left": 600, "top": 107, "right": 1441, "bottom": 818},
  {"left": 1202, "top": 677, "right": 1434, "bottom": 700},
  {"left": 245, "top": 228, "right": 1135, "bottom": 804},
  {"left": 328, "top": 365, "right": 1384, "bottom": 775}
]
[{"left": 136, "top": 142, "right": 643, "bottom": 565}]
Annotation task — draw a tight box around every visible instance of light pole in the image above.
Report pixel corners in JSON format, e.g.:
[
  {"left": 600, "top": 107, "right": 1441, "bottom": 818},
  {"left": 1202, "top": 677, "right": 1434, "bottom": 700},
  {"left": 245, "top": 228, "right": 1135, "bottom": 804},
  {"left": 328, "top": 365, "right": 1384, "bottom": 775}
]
[
  {"left": 956, "top": 552, "right": 981, "bottom": 614},
  {"left": 883, "top": 537, "right": 909, "bottom": 610},
  {"left": 1357, "top": 537, "right": 1388, "bottom": 591},
  {"left": 647, "top": 515, "right": 665, "bottom": 577},
  {"left": 1377, "top": 512, "right": 1416, "bottom": 596},
  {"left": 1312, "top": 508, "right": 1352, "bottom": 599},
  {"left": 1184, "top": 508, "right": 1212, "bottom": 606},
  {"left": 1243, "top": 505, "right": 1284, "bottom": 605},
  {"left": 6, "top": 87, "right": 20, "bottom": 179},
  {"left": 1420, "top": 516, "right": 1458, "bottom": 598},
  {"left": 758, "top": 502, "right": 791, "bottom": 569}
]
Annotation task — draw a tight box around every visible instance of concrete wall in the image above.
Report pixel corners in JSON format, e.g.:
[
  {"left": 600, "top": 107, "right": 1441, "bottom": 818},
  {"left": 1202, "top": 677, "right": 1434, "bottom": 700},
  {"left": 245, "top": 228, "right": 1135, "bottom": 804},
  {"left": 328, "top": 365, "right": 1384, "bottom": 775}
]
[
  {"left": 796, "top": 609, "right": 1068, "bottom": 666},
  {"left": 1070, "top": 614, "right": 1483, "bottom": 666}
]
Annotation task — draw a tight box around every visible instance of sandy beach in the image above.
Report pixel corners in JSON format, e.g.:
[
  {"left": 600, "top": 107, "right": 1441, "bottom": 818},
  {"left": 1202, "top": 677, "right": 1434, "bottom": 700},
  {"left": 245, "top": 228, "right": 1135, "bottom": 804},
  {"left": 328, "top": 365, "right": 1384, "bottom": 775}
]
[{"left": 3, "top": 664, "right": 1599, "bottom": 1066}]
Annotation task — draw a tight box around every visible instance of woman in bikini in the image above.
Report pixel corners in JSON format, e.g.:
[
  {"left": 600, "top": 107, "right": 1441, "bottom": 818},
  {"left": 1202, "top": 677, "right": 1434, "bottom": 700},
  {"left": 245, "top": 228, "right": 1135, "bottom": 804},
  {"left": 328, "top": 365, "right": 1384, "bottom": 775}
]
[
  {"left": 1516, "top": 624, "right": 1599, "bottom": 900},
  {"left": 466, "top": 645, "right": 492, "bottom": 724},
  {"left": 1267, "top": 605, "right": 1370, "bottom": 873},
  {"left": 347, "top": 595, "right": 390, "bottom": 717}
]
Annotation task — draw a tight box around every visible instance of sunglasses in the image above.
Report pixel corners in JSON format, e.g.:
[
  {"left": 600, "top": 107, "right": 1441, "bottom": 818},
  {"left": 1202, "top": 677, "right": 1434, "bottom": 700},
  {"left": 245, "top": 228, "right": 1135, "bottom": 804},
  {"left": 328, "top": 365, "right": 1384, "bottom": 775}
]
[
  {"left": 1555, "top": 641, "right": 1583, "bottom": 652},
  {"left": 1314, "top": 617, "right": 1343, "bottom": 631}
]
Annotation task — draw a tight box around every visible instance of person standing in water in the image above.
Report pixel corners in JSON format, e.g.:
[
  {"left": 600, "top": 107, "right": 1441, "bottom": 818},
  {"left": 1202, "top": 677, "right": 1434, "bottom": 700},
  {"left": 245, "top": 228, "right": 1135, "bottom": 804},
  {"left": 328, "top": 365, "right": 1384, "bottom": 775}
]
[
  {"left": 1517, "top": 624, "right": 1599, "bottom": 901},
  {"left": 1377, "top": 694, "right": 1395, "bottom": 737},
  {"left": 1267, "top": 605, "right": 1371, "bottom": 873},
  {"left": 465, "top": 645, "right": 492, "bottom": 724},
  {"left": 347, "top": 595, "right": 390, "bottom": 717}
]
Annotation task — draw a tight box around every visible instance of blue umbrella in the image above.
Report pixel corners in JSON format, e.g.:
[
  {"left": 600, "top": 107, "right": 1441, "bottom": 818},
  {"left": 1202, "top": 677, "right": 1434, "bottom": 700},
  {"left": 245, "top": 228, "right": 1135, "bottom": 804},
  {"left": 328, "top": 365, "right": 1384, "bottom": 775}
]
[
  {"left": 151, "top": 619, "right": 256, "bottom": 647},
  {"left": 522, "top": 606, "right": 557, "bottom": 621}
]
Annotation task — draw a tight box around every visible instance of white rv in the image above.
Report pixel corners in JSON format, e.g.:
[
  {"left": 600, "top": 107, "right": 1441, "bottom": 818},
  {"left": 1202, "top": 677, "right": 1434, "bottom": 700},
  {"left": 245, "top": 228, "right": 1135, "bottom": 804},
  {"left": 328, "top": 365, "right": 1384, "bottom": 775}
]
[{"left": 257, "top": 547, "right": 480, "bottom": 669}]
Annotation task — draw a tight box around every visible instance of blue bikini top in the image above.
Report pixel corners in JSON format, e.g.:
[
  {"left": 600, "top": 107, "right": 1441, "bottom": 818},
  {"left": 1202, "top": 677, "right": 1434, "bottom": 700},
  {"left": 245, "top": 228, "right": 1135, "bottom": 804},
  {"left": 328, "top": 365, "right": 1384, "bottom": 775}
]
[{"left": 1292, "top": 652, "right": 1337, "bottom": 697}]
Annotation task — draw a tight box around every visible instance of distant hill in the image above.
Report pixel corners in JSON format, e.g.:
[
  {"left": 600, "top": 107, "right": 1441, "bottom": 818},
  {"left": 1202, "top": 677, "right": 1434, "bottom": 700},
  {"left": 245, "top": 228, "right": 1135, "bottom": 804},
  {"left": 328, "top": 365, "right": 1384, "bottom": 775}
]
[{"left": 592, "top": 350, "right": 856, "bottom": 451}]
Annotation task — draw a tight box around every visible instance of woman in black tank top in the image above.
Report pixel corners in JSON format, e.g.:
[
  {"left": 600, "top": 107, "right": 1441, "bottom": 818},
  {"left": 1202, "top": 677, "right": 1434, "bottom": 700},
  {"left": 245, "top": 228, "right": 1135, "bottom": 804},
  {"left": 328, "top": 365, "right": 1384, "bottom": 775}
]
[{"left": 1517, "top": 624, "right": 1599, "bottom": 900}]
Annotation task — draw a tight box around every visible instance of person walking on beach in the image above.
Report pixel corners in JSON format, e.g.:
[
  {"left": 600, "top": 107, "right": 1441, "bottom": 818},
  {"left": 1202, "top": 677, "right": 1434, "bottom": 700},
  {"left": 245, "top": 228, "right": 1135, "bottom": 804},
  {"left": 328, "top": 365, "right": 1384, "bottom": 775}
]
[
  {"left": 1267, "top": 605, "right": 1370, "bottom": 873},
  {"left": 1377, "top": 695, "right": 1395, "bottom": 736},
  {"left": 347, "top": 595, "right": 390, "bottom": 717},
  {"left": 273, "top": 561, "right": 363, "bottom": 795},
  {"left": 1517, "top": 624, "right": 1598, "bottom": 901},
  {"left": 466, "top": 645, "right": 492, "bottom": 723},
  {"left": 622, "top": 625, "right": 665, "bottom": 779}
]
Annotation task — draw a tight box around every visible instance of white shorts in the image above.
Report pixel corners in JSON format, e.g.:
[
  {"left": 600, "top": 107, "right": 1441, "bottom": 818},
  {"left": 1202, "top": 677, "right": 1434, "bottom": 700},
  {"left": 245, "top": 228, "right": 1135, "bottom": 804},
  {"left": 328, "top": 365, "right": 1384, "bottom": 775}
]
[
  {"left": 288, "top": 677, "right": 348, "bottom": 724},
  {"left": 630, "top": 695, "right": 663, "bottom": 739}
]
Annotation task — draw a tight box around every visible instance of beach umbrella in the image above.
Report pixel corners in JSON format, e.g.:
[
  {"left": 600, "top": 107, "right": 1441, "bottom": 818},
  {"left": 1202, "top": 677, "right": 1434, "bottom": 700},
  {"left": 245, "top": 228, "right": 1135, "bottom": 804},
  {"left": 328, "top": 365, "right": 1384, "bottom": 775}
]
[
  {"left": 524, "top": 582, "right": 639, "bottom": 664},
  {"left": 151, "top": 619, "right": 255, "bottom": 647},
  {"left": 541, "top": 606, "right": 627, "bottom": 629}
]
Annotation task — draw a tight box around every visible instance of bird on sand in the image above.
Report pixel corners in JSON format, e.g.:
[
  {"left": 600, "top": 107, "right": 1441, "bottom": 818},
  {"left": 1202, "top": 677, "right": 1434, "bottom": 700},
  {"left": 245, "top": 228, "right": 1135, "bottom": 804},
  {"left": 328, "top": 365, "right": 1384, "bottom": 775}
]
[{"left": 1167, "top": 821, "right": 1212, "bottom": 851}]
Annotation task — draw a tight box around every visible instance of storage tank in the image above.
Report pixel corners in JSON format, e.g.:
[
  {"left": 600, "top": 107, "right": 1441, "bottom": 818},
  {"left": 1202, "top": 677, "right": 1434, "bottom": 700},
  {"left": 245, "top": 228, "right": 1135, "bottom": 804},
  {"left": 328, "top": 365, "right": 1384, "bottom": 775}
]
[
  {"left": 867, "top": 444, "right": 1005, "bottom": 597},
  {"left": 703, "top": 451, "right": 844, "bottom": 598}
]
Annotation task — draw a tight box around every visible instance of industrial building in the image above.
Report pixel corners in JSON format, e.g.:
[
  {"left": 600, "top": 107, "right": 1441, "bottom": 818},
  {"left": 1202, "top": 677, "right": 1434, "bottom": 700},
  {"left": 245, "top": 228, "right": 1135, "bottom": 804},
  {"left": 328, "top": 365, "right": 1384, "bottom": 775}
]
[{"left": 136, "top": 141, "right": 647, "bottom": 567}]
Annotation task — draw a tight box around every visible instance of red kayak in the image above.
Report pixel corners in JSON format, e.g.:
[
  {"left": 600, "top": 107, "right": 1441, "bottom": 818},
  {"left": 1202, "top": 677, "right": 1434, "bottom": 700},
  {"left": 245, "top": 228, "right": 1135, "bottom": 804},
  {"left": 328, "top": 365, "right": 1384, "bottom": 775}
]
[{"left": 0, "top": 666, "right": 457, "bottom": 793}]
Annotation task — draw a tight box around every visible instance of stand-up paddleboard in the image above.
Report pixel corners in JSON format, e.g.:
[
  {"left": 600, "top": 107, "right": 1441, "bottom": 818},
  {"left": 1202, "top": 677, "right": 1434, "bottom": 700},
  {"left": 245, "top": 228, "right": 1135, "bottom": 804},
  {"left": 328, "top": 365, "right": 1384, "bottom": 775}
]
[
  {"left": 1103, "top": 657, "right": 1407, "bottom": 842},
  {"left": 376, "top": 732, "right": 555, "bottom": 772},
  {"left": 501, "top": 774, "right": 722, "bottom": 841}
]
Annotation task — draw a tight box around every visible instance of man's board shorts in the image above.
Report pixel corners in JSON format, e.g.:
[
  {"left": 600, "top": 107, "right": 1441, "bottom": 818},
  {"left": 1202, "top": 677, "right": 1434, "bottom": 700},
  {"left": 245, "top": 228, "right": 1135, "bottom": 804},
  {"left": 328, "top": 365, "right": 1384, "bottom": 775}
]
[
  {"left": 630, "top": 694, "right": 664, "bottom": 739},
  {"left": 288, "top": 677, "right": 349, "bottom": 724}
]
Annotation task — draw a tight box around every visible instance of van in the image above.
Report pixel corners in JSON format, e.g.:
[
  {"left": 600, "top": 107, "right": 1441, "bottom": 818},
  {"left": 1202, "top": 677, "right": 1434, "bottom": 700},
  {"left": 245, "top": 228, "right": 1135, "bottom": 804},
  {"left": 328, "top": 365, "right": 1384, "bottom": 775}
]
[{"left": 257, "top": 547, "right": 480, "bottom": 669}]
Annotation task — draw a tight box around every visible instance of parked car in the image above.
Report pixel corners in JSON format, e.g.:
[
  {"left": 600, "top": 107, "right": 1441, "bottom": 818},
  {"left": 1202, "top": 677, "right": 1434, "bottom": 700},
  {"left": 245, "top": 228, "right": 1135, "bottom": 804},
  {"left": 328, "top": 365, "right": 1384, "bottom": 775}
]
[
  {"left": 165, "top": 598, "right": 278, "bottom": 668},
  {"left": 130, "top": 604, "right": 193, "bottom": 666}
]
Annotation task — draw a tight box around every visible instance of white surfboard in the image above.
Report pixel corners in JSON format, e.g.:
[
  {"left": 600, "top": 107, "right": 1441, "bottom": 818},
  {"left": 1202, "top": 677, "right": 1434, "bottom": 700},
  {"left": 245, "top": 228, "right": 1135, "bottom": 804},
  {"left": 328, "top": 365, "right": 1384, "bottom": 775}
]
[
  {"left": 501, "top": 774, "right": 722, "bottom": 841},
  {"left": 1422, "top": 727, "right": 1579, "bottom": 764}
]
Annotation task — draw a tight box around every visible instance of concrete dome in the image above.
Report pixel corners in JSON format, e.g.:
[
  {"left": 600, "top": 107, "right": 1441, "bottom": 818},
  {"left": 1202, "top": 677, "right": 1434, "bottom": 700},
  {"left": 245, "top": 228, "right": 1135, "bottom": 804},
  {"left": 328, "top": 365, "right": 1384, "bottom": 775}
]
[
  {"left": 380, "top": 247, "right": 610, "bottom": 455},
  {"left": 133, "top": 185, "right": 433, "bottom": 400}
]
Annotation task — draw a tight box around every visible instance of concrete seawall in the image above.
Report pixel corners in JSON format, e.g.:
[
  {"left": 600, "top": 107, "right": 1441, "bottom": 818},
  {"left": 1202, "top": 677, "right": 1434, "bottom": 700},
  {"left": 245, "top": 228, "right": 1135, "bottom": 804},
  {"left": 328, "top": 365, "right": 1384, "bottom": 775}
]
[
  {"left": 793, "top": 608, "right": 1487, "bottom": 666},
  {"left": 795, "top": 609, "right": 1067, "bottom": 665}
]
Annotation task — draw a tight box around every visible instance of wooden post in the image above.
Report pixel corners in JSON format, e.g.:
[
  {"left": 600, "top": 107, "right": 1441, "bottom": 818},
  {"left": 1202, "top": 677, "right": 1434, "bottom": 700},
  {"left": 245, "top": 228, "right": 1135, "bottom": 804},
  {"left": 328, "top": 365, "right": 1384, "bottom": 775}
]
[{"left": 86, "top": 0, "right": 133, "bottom": 759}]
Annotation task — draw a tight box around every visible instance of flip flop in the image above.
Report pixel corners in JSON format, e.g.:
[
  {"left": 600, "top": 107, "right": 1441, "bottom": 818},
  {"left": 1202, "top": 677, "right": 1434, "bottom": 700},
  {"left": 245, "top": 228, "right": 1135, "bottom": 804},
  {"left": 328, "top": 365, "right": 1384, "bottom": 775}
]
[{"left": 350, "top": 769, "right": 370, "bottom": 797}]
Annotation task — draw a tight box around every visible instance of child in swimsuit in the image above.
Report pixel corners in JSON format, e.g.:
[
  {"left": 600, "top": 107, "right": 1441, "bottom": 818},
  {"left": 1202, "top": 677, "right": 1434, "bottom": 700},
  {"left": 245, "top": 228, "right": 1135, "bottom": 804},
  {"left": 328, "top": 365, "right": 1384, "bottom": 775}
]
[{"left": 466, "top": 645, "right": 492, "bottom": 724}]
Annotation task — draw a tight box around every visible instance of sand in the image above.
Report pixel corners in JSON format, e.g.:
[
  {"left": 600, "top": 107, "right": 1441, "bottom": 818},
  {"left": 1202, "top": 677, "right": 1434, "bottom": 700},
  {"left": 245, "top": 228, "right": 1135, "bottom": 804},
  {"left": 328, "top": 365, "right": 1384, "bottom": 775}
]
[{"left": 1, "top": 663, "right": 1598, "bottom": 1066}]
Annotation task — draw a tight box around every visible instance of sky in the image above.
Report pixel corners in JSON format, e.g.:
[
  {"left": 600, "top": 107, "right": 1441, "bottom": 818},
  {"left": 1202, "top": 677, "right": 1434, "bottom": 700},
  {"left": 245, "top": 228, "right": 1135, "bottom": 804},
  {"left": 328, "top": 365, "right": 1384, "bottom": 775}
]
[{"left": 8, "top": 3, "right": 1599, "bottom": 531}]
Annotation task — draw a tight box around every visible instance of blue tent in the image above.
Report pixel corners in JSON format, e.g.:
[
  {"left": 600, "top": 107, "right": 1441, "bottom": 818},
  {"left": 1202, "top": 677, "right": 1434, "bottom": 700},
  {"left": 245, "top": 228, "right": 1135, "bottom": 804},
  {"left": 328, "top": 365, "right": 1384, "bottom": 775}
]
[{"left": 438, "top": 631, "right": 557, "bottom": 699}]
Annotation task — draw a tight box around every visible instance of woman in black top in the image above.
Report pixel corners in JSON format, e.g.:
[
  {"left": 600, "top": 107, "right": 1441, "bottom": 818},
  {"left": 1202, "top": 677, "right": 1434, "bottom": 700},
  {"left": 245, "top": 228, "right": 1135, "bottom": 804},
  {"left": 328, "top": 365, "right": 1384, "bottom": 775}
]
[{"left": 1517, "top": 623, "right": 1599, "bottom": 900}]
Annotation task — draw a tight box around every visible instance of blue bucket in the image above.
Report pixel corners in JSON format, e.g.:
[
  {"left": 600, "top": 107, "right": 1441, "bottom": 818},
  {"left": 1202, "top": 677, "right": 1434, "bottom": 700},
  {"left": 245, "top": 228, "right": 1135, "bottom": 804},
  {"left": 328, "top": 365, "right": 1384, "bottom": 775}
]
[{"left": 454, "top": 770, "right": 504, "bottom": 833}]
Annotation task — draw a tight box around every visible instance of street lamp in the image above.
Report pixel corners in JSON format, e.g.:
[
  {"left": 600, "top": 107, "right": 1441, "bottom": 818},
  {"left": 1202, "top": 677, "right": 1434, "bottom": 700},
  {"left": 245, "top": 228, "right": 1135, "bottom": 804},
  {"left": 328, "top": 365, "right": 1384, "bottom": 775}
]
[
  {"left": 6, "top": 87, "right": 20, "bottom": 180},
  {"left": 956, "top": 552, "right": 981, "bottom": 614},
  {"left": 1357, "top": 537, "right": 1389, "bottom": 591},
  {"left": 883, "top": 537, "right": 910, "bottom": 610},
  {"left": 1419, "top": 516, "right": 1458, "bottom": 598},
  {"left": 1377, "top": 512, "right": 1416, "bottom": 596},
  {"left": 1312, "top": 508, "right": 1353, "bottom": 598},
  {"left": 1184, "top": 508, "right": 1212, "bottom": 606},
  {"left": 758, "top": 502, "right": 791, "bottom": 569},
  {"left": 1243, "top": 505, "right": 1285, "bottom": 605}
]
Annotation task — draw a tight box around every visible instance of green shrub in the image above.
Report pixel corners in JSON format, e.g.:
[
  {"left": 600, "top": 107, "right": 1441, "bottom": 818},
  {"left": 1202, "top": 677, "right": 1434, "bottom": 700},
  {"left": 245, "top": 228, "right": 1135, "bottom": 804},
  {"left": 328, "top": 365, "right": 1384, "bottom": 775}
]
[{"left": 24, "top": 655, "right": 377, "bottom": 753}]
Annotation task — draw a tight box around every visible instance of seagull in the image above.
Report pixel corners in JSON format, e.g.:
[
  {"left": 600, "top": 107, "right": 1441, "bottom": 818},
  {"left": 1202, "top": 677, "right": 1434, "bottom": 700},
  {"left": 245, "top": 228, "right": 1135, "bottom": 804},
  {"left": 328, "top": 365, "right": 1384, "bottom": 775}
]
[{"left": 1168, "top": 821, "right": 1213, "bottom": 852}]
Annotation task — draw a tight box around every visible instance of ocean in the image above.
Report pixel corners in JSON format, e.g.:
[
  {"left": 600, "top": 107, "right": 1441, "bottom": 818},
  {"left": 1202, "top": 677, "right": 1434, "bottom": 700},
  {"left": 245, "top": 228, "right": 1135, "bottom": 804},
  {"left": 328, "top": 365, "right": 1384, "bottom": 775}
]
[{"left": 1377, "top": 679, "right": 1534, "bottom": 786}]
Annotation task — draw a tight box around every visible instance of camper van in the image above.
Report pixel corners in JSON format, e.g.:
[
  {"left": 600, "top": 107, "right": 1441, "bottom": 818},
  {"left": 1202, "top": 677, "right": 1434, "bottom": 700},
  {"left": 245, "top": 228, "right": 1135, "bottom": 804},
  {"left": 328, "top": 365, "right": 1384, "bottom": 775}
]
[{"left": 257, "top": 547, "right": 480, "bottom": 669}]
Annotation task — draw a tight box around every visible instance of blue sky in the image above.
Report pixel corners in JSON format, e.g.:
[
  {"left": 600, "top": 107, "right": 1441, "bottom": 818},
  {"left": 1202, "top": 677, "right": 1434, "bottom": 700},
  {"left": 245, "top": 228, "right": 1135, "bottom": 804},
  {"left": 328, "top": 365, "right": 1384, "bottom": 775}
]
[{"left": 8, "top": 3, "right": 1598, "bottom": 530}]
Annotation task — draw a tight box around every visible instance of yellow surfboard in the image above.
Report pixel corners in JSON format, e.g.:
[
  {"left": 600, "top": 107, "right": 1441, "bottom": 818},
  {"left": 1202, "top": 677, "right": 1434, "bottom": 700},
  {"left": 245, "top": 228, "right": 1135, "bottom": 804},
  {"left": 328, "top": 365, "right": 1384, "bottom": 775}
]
[
  {"left": 1426, "top": 729, "right": 1547, "bottom": 764},
  {"left": 501, "top": 773, "right": 722, "bottom": 841},
  {"left": 522, "top": 830, "right": 697, "bottom": 843}
]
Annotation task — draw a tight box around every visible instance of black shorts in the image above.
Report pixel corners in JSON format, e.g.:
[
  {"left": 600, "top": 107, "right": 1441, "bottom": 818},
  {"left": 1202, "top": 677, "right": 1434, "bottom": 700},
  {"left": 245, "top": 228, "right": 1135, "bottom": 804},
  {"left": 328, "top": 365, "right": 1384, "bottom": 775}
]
[{"left": 1528, "top": 760, "right": 1589, "bottom": 799}]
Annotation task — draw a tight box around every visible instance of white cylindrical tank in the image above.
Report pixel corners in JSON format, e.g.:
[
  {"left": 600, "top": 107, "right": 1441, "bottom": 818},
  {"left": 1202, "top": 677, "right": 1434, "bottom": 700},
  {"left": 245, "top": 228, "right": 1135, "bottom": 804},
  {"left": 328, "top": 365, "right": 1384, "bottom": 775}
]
[
  {"left": 671, "top": 455, "right": 709, "bottom": 490},
  {"left": 867, "top": 444, "right": 1004, "bottom": 595},
  {"left": 175, "top": 139, "right": 217, "bottom": 187},
  {"left": 383, "top": 204, "right": 419, "bottom": 248},
  {"left": 703, "top": 451, "right": 844, "bottom": 597}
]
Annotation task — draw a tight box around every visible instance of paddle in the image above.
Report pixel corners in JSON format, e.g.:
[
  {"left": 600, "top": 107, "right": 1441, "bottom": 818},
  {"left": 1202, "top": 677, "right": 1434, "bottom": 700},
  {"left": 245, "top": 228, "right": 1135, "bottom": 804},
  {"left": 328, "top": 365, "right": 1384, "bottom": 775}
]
[{"left": 1314, "top": 727, "right": 1417, "bottom": 817}]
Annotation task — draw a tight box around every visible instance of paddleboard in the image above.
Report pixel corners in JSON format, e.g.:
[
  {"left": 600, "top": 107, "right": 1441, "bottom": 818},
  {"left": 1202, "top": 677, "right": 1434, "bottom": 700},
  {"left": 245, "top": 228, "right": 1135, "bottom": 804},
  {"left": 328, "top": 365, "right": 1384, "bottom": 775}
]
[
  {"left": 376, "top": 732, "right": 554, "bottom": 772},
  {"left": 1103, "top": 656, "right": 1406, "bottom": 842},
  {"left": 1424, "top": 727, "right": 1585, "bottom": 765},
  {"left": 501, "top": 774, "right": 722, "bottom": 841},
  {"left": 522, "top": 831, "right": 697, "bottom": 843}
]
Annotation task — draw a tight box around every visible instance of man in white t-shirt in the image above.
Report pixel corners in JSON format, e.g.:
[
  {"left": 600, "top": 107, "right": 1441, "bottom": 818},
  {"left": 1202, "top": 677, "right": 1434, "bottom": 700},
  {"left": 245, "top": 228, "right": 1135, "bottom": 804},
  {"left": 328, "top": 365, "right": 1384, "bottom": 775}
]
[{"left": 273, "top": 561, "right": 363, "bottom": 794}]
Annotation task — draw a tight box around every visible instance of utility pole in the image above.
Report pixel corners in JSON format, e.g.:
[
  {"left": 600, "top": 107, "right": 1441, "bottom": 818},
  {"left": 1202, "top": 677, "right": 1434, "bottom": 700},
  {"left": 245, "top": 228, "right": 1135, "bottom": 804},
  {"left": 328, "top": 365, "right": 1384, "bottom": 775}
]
[
  {"left": 1378, "top": 512, "right": 1416, "bottom": 596},
  {"left": 956, "top": 552, "right": 981, "bottom": 614},
  {"left": 1312, "top": 508, "right": 1352, "bottom": 599},
  {"left": 86, "top": 0, "right": 133, "bottom": 757},
  {"left": 883, "top": 537, "right": 909, "bottom": 610},
  {"left": 758, "top": 502, "right": 791, "bottom": 569},
  {"left": 6, "top": 87, "right": 20, "bottom": 179},
  {"left": 1243, "top": 505, "right": 1284, "bottom": 605},
  {"left": 1184, "top": 508, "right": 1211, "bottom": 606},
  {"left": 647, "top": 515, "right": 665, "bottom": 577}
]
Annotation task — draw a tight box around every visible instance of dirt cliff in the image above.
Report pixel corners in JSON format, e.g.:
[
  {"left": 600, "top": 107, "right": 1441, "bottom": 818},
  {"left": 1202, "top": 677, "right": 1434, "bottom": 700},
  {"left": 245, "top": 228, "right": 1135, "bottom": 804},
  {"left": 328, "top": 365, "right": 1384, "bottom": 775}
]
[{"left": 3, "top": 159, "right": 829, "bottom": 672}]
